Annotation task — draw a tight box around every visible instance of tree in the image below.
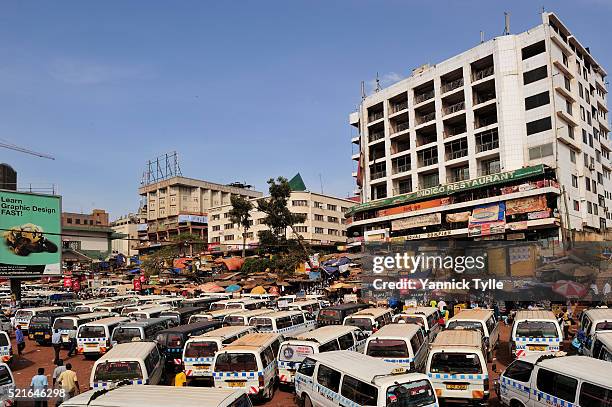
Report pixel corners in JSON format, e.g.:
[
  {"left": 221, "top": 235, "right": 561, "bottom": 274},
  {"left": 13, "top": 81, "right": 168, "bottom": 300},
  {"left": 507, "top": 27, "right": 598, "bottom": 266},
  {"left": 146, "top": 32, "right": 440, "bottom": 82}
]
[
  {"left": 229, "top": 195, "right": 253, "bottom": 258},
  {"left": 142, "top": 232, "right": 202, "bottom": 278},
  {"left": 256, "top": 177, "right": 312, "bottom": 270}
]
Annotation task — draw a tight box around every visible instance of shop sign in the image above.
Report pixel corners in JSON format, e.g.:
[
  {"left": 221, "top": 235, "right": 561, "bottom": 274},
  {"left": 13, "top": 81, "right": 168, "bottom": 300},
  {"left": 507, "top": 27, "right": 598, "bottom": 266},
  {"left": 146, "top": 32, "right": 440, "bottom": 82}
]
[
  {"left": 391, "top": 213, "right": 441, "bottom": 231},
  {"left": 506, "top": 196, "right": 548, "bottom": 215}
]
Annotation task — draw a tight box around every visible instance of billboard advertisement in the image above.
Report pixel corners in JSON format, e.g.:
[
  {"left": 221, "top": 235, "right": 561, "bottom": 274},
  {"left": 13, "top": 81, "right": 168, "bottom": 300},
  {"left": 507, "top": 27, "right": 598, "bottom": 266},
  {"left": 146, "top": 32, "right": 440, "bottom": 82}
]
[{"left": 0, "top": 190, "right": 61, "bottom": 277}]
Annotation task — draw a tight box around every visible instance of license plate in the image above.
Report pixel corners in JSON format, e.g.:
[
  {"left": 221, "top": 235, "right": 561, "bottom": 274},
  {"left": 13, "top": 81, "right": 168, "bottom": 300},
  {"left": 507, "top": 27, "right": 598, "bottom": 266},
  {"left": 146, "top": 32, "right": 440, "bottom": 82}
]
[
  {"left": 194, "top": 366, "right": 209, "bottom": 371},
  {"left": 36, "top": 332, "right": 43, "bottom": 336},
  {"left": 446, "top": 384, "right": 468, "bottom": 390},
  {"left": 228, "top": 381, "right": 245, "bottom": 388},
  {"left": 86, "top": 344, "right": 98, "bottom": 348},
  {"left": 528, "top": 345, "right": 547, "bottom": 351}
]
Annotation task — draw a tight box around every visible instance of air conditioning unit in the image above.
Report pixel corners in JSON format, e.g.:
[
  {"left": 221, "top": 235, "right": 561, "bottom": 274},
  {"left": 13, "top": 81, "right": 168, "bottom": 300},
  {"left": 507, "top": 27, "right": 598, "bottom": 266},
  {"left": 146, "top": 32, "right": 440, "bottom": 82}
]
[{"left": 589, "top": 164, "right": 596, "bottom": 170}]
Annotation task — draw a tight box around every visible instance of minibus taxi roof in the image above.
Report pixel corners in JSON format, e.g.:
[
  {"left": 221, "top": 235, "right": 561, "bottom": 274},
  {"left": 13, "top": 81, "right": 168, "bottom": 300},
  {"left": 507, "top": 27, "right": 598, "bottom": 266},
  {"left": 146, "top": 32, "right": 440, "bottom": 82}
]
[
  {"left": 157, "top": 320, "right": 221, "bottom": 335},
  {"left": 113, "top": 317, "right": 171, "bottom": 328},
  {"left": 221, "top": 333, "right": 280, "bottom": 352},
  {"left": 289, "top": 300, "right": 320, "bottom": 307},
  {"left": 254, "top": 310, "right": 304, "bottom": 319},
  {"left": 306, "top": 350, "right": 429, "bottom": 386},
  {"left": 62, "top": 386, "right": 246, "bottom": 407},
  {"left": 431, "top": 329, "right": 482, "bottom": 348},
  {"left": 190, "top": 326, "right": 254, "bottom": 341},
  {"left": 401, "top": 306, "right": 439, "bottom": 316},
  {"left": 82, "top": 317, "right": 130, "bottom": 327},
  {"left": 348, "top": 307, "right": 391, "bottom": 318},
  {"left": 582, "top": 308, "right": 612, "bottom": 321},
  {"left": 519, "top": 354, "right": 612, "bottom": 389},
  {"left": 225, "top": 309, "right": 273, "bottom": 318},
  {"left": 593, "top": 332, "right": 612, "bottom": 348},
  {"left": 448, "top": 309, "right": 493, "bottom": 321},
  {"left": 96, "top": 341, "right": 159, "bottom": 363},
  {"left": 515, "top": 310, "right": 557, "bottom": 321},
  {"left": 369, "top": 323, "right": 422, "bottom": 339},
  {"left": 291, "top": 325, "right": 360, "bottom": 344},
  {"left": 58, "top": 312, "right": 114, "bottom": 322}
]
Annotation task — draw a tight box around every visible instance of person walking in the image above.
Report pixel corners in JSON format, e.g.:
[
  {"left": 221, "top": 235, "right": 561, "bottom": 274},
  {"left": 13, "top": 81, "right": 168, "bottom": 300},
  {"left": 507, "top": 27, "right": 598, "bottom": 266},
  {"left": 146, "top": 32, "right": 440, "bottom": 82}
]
[
  {"left": 52, "top": 359, "right": 66, "bottom": 388},
  {"left": 51, "top": 330, "right": 62, "bottom": 364},
  {"left": 30, "top": 367, "right": 49, "bottom": 407},
  {"left": 66, "top": 329, "right": 77, "bottom": 357},
  {"left": 15, "top": 325, "right": 25, "bottom": 357},
  {"left": 57, "top": 363, "right": 80, "bottom": 402}
]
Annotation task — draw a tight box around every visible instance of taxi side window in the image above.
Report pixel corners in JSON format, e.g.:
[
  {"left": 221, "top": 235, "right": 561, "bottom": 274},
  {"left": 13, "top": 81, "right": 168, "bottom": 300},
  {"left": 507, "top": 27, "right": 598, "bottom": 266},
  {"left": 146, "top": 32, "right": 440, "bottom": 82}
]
[
  {"left": 341, "top": 374, "right": 378, "bottom": 406},
  {"left": 262, "top": 346, "right": 275, "bottom": 366},
  {"left": 317, "top": 364, "right": 341, "bottom": 393},
  {"left": 486, "top": 317, "right": 496, "bottom": 334},
  {"left": 592, "top": 339, "right": 604, "bottom": 358},
  {"left": 297, "top": 357, "right": 316, "bottom": 377},
  {"left": 291, "top": 314, "right": 305, "bottom": 325},
  {"left": 319, "top": 340, "right": 340, "bottom": 353},
  {"left": 354, "top": 330, "right": 367, "bottom": 342},
  {"left": 579, "top": 382, "right": 611, "bottom": 407},
  {"left": 583, "top": 317, "right": 593, "bottom": 336},
  {"left": 536, "top": 368, "right": 577, "bottom": 403},
  {"left": 271, "top": 339, "right": 281, "bottom": 356},
  {"left": 338, "top": 333, "right": 354, "bottom": 350},
  {"left": 410, "top": 334, "right": 422, "bottom": 352},
  {"left": 504, "top": 360, "right": 533, "bottom": 382}
]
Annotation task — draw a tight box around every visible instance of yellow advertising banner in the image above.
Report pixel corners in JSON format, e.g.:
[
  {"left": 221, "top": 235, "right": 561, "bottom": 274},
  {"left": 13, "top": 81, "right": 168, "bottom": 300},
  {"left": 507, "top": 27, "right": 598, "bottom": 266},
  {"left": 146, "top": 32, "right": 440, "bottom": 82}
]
[{"left": 506, "top": 195, "right": 547, "bottom": 215}]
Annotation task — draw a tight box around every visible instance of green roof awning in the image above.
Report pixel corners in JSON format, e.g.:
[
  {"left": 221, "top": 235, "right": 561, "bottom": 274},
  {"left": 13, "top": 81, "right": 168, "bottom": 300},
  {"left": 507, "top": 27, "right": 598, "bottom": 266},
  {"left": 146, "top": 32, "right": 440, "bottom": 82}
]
[{"left": 288, "top": 173, "right": 307, "bottom": 191}]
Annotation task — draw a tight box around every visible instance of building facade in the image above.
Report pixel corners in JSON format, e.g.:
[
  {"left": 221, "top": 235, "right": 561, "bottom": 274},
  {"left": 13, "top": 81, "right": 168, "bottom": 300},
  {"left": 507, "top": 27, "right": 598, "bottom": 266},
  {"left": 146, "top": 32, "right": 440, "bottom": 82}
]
[
  {"left": 62, "top": 209, "right": 109, "bottom": 227},
  {"left": 110, "top": 214, "right": 140, "bottom": 257},
  {"left": 138, "top": 177, "right": 262, "bottom": 244},
  {"left": 0, "top": 164, "right": 17, "bottom": 191},
  {"left": 61, "top": 209, "right": 117, "bottom": 262},
  {"left": 348, "top": 12, "right": 610, "bottom": 243},
  {"left": 207, "top": 191, "right": 356, "bottom": 250}
]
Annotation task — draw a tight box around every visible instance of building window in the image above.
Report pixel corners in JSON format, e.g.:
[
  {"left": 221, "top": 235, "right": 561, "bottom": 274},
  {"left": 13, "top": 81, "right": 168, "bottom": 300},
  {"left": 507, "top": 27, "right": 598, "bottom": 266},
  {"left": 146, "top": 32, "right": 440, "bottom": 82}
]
[
  {"left": 340, "top": 207, "right": 348, "bottom": 213},
  {"left": 212, "top": 225, "right": 221, "bottom": 231},
  {"left": 572, "top": 175, "right": 578, "bottom": 188},
  {"left": 313, "top": 201, "right": 323, "bottom": 209},
  {"left": 212, "top": 214, "right": 220, "bottom": 221},
  {"left": 224, "top": 235, "right": 234, "bottom": 241},
  {"left": 525, "top": 91, "right": 550, "bottom": 110},
  {"left": 224, "top": 213, "right": 230, "bottom": 219},
  {"left": 67, "top": 218, "right": 72, "bottom": 224},
  {"left": 523, "top": 66, "right": 548, "bottom": 85},
  {"left": 75, "top": 219, "right": 81, "bottom": 224},
  {"left": 292, "top": 200, "right": 308, "bottom": 207},
  {"left": 327, "top": 204, "right": 337, "bottom": 211},
  {"left": 526, "top": 117, "right": 552, "bottom": 135},
  {"left": 574, "top": 200, "right": 580, "bottom": 211},
  {"left": 314, "top": 227, "right": 324, "bottom": 234},
  {"left": 245, "top": 232, "right": 254, "bottom": 239},
  {"left": 224, "top": 223, "right": 233, "bottom": 229},
  {"left": 480, "top": 158, "right": 501, "bottom": 176},
  {"left": 586, "top": 178, "right": 591, "bottom": 191},
  {"left": 328, "top": 229, "right": 340, "bottom": 236},
  {"left": 294, "top": 226, "right": 308, "bottom": 233},
  {"left": 257, "top": 219, "right": 266, "bottom": 225},
  {"left": 570, "top": 150, "right": 576, "bottom": 163},
  {"left": 314, "top": 214, "right": 324, "bottom": 221},
  {"left": 521, "top": 40, "right": 546, "bottom": 60},
  {"left": 528, "top": 143, "right": 554, "bottom": 160},
  {"left": 327, "top": 216, "right": 339, "bottom": 223},
  {"left": 587, "top": 202, "right": 593, "bottom": 214},
  {"left": 211, "top": 237, "right": 220, "bottom": 243}
]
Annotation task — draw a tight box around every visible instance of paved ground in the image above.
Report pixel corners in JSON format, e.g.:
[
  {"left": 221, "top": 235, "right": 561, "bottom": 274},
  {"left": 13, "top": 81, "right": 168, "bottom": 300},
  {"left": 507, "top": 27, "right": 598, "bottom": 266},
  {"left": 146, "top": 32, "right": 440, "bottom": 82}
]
[{"left": 8, "top": 323, "right": 554, "bottom": 407}]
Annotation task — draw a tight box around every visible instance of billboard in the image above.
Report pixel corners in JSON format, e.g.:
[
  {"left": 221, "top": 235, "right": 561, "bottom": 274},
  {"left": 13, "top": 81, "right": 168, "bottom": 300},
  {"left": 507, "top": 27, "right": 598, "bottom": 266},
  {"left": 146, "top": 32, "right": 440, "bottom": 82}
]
[{"left": 0, "top": 190, "right": 61, "bottom": 277}]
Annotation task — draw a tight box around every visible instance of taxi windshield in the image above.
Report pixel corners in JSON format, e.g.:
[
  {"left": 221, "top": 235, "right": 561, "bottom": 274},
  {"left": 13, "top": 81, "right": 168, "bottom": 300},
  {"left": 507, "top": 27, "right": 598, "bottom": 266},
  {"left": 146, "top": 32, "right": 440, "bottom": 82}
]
[
  {"left": 94, "top": 361, "right": 142, "bottom": 381},
  {"left": 386, "top": 379, "right": 437, "bottom": 407},
  {"left": 430, "top": 352, "right": 482, "bottom": 374},
  {"left": 344, "top": 317, "right": 373, "bottom": 332},
  {"left": 184, "top": 341, "right": 218, "bottom": 358},
  {"left": 516, "top": 321, "right": 558, "bottom": 338},
  {"left": 366, "top": 339, "right": 409, "bottom": 358}
]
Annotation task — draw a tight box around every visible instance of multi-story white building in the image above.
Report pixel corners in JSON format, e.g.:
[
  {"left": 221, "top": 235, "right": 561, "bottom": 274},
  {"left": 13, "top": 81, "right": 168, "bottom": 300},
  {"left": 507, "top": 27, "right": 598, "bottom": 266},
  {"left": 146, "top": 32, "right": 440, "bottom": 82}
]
[
  {"left": 348, "top": 12, "right": 610, "bottom": 243},
  {"left": 208, "top": 191, "right": 356, "bottom": 250},
  {"left": 110, "top": 214, "right": 140, "bottom": 257}
]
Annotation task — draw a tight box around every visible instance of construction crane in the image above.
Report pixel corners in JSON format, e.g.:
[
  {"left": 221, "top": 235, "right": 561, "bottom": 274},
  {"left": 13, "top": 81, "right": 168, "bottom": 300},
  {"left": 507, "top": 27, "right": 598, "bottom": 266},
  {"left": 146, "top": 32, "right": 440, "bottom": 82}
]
[{"left": 0, "top": 139, "right": 54, "bottom": 160}]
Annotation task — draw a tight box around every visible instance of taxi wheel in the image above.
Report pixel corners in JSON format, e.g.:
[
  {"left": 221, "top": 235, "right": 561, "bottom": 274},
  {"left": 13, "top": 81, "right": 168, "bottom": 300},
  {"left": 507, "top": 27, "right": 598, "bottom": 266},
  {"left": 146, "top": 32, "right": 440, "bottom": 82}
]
[
  {"left": 510, "top": 401, "right": 526, "bottom": 407},
  {"left": 302, "top": 394, "right": 313, "bottom": 407}
]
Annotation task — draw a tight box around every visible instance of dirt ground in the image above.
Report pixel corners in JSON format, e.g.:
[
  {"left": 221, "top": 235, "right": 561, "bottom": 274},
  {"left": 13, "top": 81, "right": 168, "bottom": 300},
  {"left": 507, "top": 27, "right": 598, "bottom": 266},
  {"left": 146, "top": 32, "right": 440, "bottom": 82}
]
[{"left": 8, "top": 323, "right": 556, "bottom": 407}]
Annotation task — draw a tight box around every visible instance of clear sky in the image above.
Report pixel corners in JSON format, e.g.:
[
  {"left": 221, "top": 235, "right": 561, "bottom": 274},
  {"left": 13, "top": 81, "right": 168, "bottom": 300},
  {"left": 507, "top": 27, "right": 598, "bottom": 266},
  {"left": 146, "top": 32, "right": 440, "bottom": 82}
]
[{"left": 1, "top": 0, "right": 610, "bottom": 218}]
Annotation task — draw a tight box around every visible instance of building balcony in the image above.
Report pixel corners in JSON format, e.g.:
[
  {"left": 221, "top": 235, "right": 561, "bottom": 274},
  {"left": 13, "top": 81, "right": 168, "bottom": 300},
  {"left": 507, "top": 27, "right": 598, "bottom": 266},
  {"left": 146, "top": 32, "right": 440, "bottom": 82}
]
[
  {"left": 370, "top": 171, "right": 387, "bottom": 180},
  {"left": 478, "top": 165, "right": 501, "bottom": 177},
  {"left": 368, "top": 131, "right": 385, "bottom": 144},
  {"left": 555, "top": 84, "right": 576, "bottom": 103},
  {"left": 349, "top": 111, "right": 360, "bottom": 126},
  {"left": 416, "top": 112, "right": 436, "bottom": 126},
  {"left": 390, "top": 101, "right": 408, "bottom": 114},
  {"left": 392, "top": 164, "right": 411, "bottom": 175},
  {"left": 444, "top": 101, "right": 465, "bottom": 116},
  {"left": 414, "top": 90, "right": 435, "bottom": 105},
  {"left": 441, "top": 78, "right": 464, "bottom": 94},
  {"left": 419, "top": 157, "right": 438, "bottom": 168},
  {"left": 557, "top": 110, "right": 579, "bottom": 128},
  {"left": 472, "top": 66, "right": 494, "bottom": 82},
  {"left": 446, "top": 149, "right": 468, "bottom": 160},
  {"left": 368, "top": 111, "right": 384, "bottom": 123},
  {"left": 600, "top": 119, "right": 611, "bottom": 133},
  {"left": 476, "top": 140, "right": 499, "bottom": 153},
  {"left": 553, "top": 60, "right": 574, "bottom": 79},
  {"left": 351, "top": 135, "right": 360, "bottom": 144},
  {"left": 392, "top": 121, "right": 410, "bottom": 134}
]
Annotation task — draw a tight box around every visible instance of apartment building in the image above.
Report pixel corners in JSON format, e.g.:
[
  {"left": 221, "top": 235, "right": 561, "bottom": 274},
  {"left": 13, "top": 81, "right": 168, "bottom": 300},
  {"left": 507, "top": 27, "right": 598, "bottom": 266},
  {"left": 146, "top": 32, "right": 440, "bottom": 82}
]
[
  {"left": 138, "top": 177, "right": 262, "bottom": 244},
  {"left": 208, "top": 191, "right": 356, "bottom": 250},
  {"left": 62, "top": 209, "right": 109, "bottom": 227},
  {"left": 110, "top": 214, "right": 140, "bottom": 257},
  {"left": 348, "top": 12, "right": 610, "bottom": 243},
  {"left": 62, "top": 209, "right": 117, "bottom": 261}
]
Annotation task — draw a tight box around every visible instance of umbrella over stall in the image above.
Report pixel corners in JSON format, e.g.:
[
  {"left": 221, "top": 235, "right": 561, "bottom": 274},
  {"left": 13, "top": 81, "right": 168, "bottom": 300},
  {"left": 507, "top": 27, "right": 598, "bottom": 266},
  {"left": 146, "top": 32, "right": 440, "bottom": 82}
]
[
  {"left": 552, "top": 280, "right": 587, "bottom": 298},
  {"left": 226, "top": 284, "right": 242, "bottom": 293}
]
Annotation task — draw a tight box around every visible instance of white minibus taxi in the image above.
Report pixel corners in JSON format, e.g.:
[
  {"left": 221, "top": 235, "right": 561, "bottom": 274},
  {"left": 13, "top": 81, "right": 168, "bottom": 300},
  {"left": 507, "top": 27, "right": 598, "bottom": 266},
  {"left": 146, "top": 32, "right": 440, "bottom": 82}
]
[
  {"left": 77, "top": 316, "right": 130, "bottom": 357},
  {"left": 189, "top": 309, "right": 233, "bottom": 323},
  {"left": 294, "top": 350, "right": 438, "bottom": 407},
  {"left": 94, "top": 302, "right": 132, "bottom": 314},
  {"left": 446, "top": 308, "right": 499, "bottom": 360},
  {"left": 498, "top": 354, "right": 612, "bottom": 407},
  {"left": 579, "top": 308, "right": 612, "bottom": 356},
  {"left": 223, "top": 309, "right": 274, "bottom": 327},
  {"left": 13, "top": 306, "right": 64, "bottom": 332},
  {"left": 210, "top": 299, "right": 234, "bottom": 311},
  {"left": 0, "top": 331, "right": 12, "bottom": 364},
  {"left": 212, "top": 333, "right": 283, "bottom": 401},
  {"left": 225, "top": 299, "right": 267, "bottom": 311},
  {"left": 585, "top": 331, "right": 612, "bottom": 362},
  {"left": 110, "top": 317, "right": 171, "bottom": 345},
  {"left": 393, "top": 306, "right": 442, "bottom": 342},
  {"left": 277, "top": 325, "right": 367, "bottom": 386},
  {"left": 510, "top": 310, "right": 563, "bottom": 359},
  {"left": 90, "top": 341, "right": 164, "bottom": 389},
  {"left": 249, "top": 311, "right": 316, "bottom": 336},
  {"left": 62, "top": 385, "right": 252, "bottom": 407},
  {"left": 0, "top": 362, "right": 16, "bottom": 407},
  {"left": 364, "top": 323, "right": 429, "bottom": 372},
  {"left": 53, "top": 312, "right": 115, "bottom": 345},
  {"left": 128, "top": 305, "right": 172, "bottom": 320},
  {"left": 342, "top": 307, "right": 393, "bottom": 336},
  {"left": 74, "top": 300, "right": 109, "bottom": 313},
  {"left": 426, "top": 329, "right": 489, "bottom": 405},
  {"left": 183, "top": 326, "right": 255, "bottom": 383},
  {"left": 288, "top": 300, "right": 323, "bottom": 318}
]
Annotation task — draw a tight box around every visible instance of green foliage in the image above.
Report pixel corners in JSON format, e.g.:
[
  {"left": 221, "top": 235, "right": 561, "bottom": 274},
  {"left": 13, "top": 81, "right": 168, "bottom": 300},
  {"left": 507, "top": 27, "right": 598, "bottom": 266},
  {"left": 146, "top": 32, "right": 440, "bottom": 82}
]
[
  {"left": 229, "top": 195, "right": 253, "bottom": 257},
  {"left": 142, "top": 232, "right": 202, "bottom": 277}
]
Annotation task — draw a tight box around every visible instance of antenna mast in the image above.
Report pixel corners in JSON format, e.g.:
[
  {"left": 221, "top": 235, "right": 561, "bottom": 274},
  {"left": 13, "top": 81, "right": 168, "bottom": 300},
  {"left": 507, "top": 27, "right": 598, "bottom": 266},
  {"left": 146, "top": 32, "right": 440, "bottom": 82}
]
[{"left": 503, "top": 12, "right": 511, "bottom": 35}]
